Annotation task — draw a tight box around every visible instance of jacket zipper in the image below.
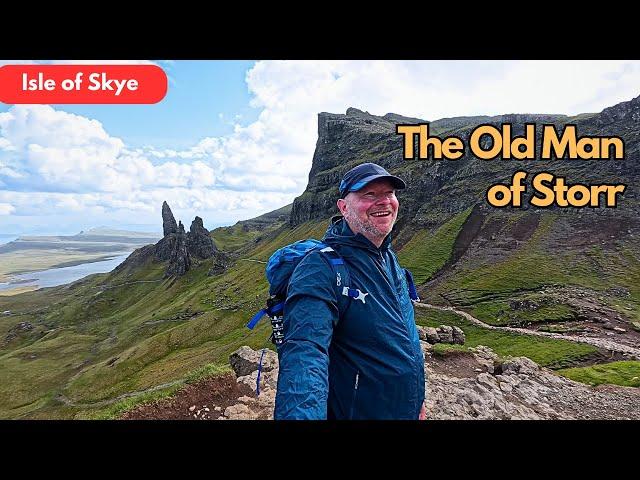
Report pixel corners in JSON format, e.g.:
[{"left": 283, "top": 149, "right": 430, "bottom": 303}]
[
  {"left": 349, "top": 371, "right": 359, "bottom": 420},
  {"left": 378, "top": 250, "right": 411, "bottom": 331},
  {"left": 380, "top": 250, "right": 422, "bottom": 376}
]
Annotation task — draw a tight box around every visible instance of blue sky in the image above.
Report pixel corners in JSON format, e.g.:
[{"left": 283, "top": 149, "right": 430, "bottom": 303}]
[
  {"left": 1, "top": 60, "right": 639, "bottom": 236},
  {"left": 0, "top": 61, "right": 259, "bottom": 150}
]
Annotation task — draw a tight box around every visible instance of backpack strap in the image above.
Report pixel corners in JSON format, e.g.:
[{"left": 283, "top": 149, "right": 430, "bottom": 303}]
[
  {"left": 247, "top": 243, "right": 351, "bottom": 331},
  {"left": 247, "top": 298, "right": 284, "bottom": 330},
  {"left": 248, "top": 247, "right": 422, "bottom": 330}
]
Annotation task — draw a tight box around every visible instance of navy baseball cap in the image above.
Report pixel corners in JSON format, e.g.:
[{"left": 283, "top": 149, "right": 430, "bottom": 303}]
[{"left": 339, "top": 163, "right": 406, "bottom": 198}]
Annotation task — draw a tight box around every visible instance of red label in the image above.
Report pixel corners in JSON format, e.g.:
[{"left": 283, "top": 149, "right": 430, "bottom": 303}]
[{"left": 0, "top": 64, "right": 168, "bottom": 104}]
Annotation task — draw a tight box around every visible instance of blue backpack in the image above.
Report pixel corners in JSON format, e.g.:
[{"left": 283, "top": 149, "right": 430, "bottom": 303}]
[
  {"left": 248, "top": 237, "right": 421, "bottom": 340},
  {"left": 245, "top": 238, "right": 420, "bottom": 394}
]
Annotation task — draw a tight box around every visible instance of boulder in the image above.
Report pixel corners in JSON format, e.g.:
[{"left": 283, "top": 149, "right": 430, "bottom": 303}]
[
  {"left": 229, "top": 346, "right": 279, "bottom": 377},
  {"left": 452, "top": 326, "right": 466, "bottom": 345},
  {"left": 425, "top": 327, "right": 440, "bottom": 344},
  {"left": 436, "top": 325, "right": 454, "bottom": 344},
  {"left": 500, "top": 357, "right": 540, "bottom": 376}
]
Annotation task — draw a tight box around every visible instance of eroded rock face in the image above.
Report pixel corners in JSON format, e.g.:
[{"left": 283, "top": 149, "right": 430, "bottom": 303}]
[
  {"left": 187, "top": 216, "right": 217, "bottom": 259},
  {"left": 162, "top": 201, "right": 178, "bottom": 236},
  {"left": 166, "top": 222, "right": 191, "bottom": 277}
]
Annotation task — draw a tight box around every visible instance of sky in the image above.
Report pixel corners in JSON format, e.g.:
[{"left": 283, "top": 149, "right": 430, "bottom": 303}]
[{"left": 0, "top": 60, "right": 639, "bottom": 235}]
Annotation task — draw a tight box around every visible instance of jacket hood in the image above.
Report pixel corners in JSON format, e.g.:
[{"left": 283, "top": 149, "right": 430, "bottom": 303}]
[{"left": 322, "top": 215, "right": 392, "bottom": 252}]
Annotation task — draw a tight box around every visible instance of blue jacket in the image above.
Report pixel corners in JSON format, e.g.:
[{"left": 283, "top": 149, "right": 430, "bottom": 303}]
[{"left": 274, "top": 217, "right": 425, "bottom": 419}]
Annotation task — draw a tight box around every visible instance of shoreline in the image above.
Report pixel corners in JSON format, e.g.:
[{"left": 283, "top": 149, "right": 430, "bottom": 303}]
[
  {"left": 0, "top": 251, "right": 132, "bottom": 294},
  {"left": 0, "top": 286, "right": 39, "bottom": 297},
  {"left": 1, "top": 252, "right": 131, "bottom": 278}
]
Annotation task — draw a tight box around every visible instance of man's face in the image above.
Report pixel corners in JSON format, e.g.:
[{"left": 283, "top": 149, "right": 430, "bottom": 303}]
[{"left": 337, "top": 178, "right": 399, "bottom": 244}]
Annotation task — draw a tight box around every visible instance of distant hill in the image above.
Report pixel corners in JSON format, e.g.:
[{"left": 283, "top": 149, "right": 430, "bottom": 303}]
[
  {"left": 76, "top": 227, "right": 163, "bottom": 239},
  {"left": 1, "top": 228, "right": 161, "bottom": 254}
]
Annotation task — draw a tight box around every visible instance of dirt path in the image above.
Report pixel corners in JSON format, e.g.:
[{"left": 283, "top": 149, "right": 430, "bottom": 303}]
[
  {"left": 99, "top": 280, "right": 164, "bottom": 289},
  {"left": 55, "top": 379, "right": 184, "bottom": 408},
  {"left": 415, "top": 302, "right": 640, "bottom": 359}
]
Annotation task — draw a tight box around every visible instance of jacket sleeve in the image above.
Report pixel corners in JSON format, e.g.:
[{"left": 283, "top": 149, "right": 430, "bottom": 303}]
[{"left": 274, "top": 251, "right": 339, "bottom": 420}]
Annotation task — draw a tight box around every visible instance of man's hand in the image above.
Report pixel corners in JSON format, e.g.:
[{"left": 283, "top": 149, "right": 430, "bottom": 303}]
[{"left": 419, "top": 403, "right": 427, "bottom": 420}]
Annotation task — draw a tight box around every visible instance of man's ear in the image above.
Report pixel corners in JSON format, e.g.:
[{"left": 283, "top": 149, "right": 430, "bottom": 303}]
[{"left": 337, "top": 198, "right": 347, "bottom": 216}]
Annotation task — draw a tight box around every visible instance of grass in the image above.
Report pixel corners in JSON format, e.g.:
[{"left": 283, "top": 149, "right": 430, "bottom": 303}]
[
  {"left": 421, "top": 211, "right": 640, "bottom": 344},
  {"left": 211, "top": 224, "right": 270, "bottom": 253},
  {"left": 557, "top": 361, "right": 640, "bottom": 388},
  {"left": 443, "top": 215, "right": 566, "bottom": 298},
  {"left": 431, "top": 343, "right": 469, "bottom": 356},
  {"left": 470, "top": 299, "right": 576, "bottom": 327},
  {"left": 398, "top": 207, "right": 473, "bottom": 283},
  {"left": 415, "top": 306, "right": 597, "bottom": 369},
  {"left": 83, "top": 382, "right": 185, "bottom": 420},
  {"left": 438, "top": 213, "right": 640, "bottom": 306},
  {"left": 84, "top": 363, "right": 232, "bottom": 419},
  {"left": 0, "top": 218, "right": 327, "bottom": 419}
]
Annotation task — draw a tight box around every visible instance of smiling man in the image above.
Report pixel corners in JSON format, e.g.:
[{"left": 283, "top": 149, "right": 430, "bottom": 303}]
[{"left": 274, "top": 163, "right": 427, "bottom": 420}]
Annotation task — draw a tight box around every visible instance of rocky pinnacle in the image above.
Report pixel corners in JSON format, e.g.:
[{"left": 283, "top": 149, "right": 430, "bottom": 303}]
[{"left": 162, "top": 201, "right": 178, "bottom": 236}]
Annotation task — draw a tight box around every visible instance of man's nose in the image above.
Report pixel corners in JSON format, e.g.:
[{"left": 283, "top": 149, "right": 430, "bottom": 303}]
[{"left": 375, "top": 195, "right": 391, "bottom": 205}]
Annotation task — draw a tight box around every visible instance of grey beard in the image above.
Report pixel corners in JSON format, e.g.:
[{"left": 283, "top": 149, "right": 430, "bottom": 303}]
[{"left": 344, "top": 211, "right": 392, "bottom": 240}]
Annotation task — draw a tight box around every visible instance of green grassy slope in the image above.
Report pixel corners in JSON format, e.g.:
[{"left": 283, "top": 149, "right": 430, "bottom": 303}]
[
  {"left": 0, "top": 219, "right": 326, "bottom": 419},
  {"left": 398, "top": 207, "right": 473, "bottom": 283},
  {"left": 2, "top": 206, "right": 639, "bottom": 419},
  {"left": 557, "top": 361, "right": 640, "bottom": 388},
  {"left": 415, "top": 307, "right": 597, "bottom": 369},
  {"left": 396, "top": 209, "right": 640, "bottom": 328}
]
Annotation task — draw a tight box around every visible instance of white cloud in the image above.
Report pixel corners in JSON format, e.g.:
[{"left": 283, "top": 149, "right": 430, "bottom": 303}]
[
  {"left": 1, "top": 60, "right": 639, "bottom": 233},
  {"left": 0, "top": 105, "right": 224, "bottom": 194},
  {"left": 0, "top": 137, "right": 15, "bottom": 151},
  {"left": 0, "top": 166, "right": 23, "bottom": 178},
  {"left": 0, "top": 203, "right": 15, "bottom": 215}
]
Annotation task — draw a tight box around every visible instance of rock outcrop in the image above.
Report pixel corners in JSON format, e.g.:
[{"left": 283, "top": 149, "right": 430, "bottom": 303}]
[
  {"left": 162, "top": 201, "right": 178, "bottom": 236},
  {"left": 119, "top": 202, "right": 225, "bottom": 278},
  {"left": 417, "top": 325, "right": 466, "bottom": 345},
  {"left": 166, "top": 221, "right": 191, "bottom": 277},
  {"left": 216, "top": 344, "right": 640, "bottom": 420},
  {"left": 187, "top": 216, "right": 218, "bottom": 259},
  {"left": 155, "top": 205, "right": 221, "bottom": 277}
]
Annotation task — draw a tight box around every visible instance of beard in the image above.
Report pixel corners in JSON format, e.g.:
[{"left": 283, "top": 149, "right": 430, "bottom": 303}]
[{"left": 344, "top": 210, "right": 394, "bottom": 240}]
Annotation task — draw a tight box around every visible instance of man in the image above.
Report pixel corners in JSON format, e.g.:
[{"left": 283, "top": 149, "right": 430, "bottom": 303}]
[{"left": 274, "top": 162, "right": 426, "bottom": 420}]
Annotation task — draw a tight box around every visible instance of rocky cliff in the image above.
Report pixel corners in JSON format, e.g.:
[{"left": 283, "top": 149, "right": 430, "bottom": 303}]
[
  {"left": 290, "top": 98, "right": 640, "bottom": 234},
  {"left": 118, "top": 202, "right": 226, "bottom": 278}
]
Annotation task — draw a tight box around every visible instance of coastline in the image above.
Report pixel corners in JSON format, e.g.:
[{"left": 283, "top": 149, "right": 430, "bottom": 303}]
[{"left": 0, "top": 251, "right": 132, "bottom": 295}]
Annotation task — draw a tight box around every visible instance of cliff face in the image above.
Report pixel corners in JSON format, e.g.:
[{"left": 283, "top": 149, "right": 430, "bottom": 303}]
[
  {"left": 289, "top": 98, "right": 640, "bottom": 232},
  {"left": 290, "top": 108, "right": 422, "bottom": 226}
]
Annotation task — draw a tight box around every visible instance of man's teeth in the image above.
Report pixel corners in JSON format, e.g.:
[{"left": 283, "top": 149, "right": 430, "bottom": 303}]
[{"left": 371, "top": 212, "right": 390, "bottom": 217}]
